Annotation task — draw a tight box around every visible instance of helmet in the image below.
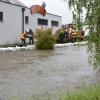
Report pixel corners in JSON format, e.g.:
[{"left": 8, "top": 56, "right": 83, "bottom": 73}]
[{"left": 26, "top": 30, "right": 29, "bottom": 32}]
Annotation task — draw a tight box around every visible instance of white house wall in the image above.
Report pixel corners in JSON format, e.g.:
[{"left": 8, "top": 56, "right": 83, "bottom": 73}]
[
  {"left": 24, "top": 8, "right": 32, "bottom": 31},
  {"left": 31, "top": 13, "right": 62, "bottom": 34},
  {"left": 0, "top": 1, "right": 23, "bottom": 45}
]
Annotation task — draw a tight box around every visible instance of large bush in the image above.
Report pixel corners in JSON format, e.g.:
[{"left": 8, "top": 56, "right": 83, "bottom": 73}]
[
  {"left": 35, "top": 28, "right": 55, "bottom": 49},
  {"left": 53, "top": 28, "right": 65, "bottom": 43}
]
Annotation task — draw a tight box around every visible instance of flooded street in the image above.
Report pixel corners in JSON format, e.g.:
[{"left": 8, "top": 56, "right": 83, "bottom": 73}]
[{"left": 0, "top": 45, "right": 100, "bottom": 100}]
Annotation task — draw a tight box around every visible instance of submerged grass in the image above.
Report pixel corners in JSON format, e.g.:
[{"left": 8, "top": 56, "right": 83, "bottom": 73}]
[
  {"left": 60, "top": 86, "right": 100, "bottom": 100},
  {"left": 29, "top": 86, "right": 100, "bottom": 100},
  {"left": 9, "top": 86, "right": 100, "bottom": 100}
]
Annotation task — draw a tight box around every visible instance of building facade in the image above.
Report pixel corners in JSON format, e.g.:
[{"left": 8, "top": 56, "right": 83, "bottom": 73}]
[{"left": 0, "top": 0, "right": 62, "bottom": 45}]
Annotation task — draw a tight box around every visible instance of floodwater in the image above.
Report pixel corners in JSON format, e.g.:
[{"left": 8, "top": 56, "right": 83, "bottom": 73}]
[{"left": 0, "top": 45, "right": 100, "bottom": 100}]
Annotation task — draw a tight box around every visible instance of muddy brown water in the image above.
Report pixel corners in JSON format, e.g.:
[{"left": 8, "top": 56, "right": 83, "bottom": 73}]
[{"left": 0, "top": 45, "right": 100, "bottom": 100}]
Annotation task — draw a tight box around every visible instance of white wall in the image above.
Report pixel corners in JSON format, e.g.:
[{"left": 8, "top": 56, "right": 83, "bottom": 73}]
[
  {"left": 0, "top": 2, "right": 31, "bottom": 45},
  {"left": 0, "top": 1, "right": 23, "bottom": 45},
  {"left": 31, "top": 13, "right": 62, "bottom": 34},
  {"left": 24, "top": 8, "right": 32, "bottom": 31}
]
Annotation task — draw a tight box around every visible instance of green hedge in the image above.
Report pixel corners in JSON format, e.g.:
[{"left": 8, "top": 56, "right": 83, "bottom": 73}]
[
  {"left": 53, "top": 28, "right": 65, "bottom": 43},
  {"left": 35, "top": 28, "right": 55, "bottom": 49}
]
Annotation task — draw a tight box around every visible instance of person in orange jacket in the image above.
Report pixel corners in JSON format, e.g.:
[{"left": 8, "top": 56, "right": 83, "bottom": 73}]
[{"left": 20, "top": 31, "right": 28, "bottom": 46}]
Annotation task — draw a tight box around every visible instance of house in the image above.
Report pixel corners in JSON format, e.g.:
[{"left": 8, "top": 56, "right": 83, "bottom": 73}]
[{"left": 0, "top": 0, "right": 62, "bottom": 45}]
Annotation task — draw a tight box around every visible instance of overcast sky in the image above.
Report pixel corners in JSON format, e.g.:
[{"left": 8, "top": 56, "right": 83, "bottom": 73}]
[{"left": 21, "top": 0, "right": 73, "bottom": 24}]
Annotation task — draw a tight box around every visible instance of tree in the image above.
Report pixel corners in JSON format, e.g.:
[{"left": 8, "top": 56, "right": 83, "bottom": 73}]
[{"left": 64, "top": 0, "right": 100, "bottom": 66}]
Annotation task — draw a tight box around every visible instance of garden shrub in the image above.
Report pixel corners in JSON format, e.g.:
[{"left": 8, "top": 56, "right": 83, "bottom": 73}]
[
  {"left": 53, "top": 28, "right": 65, "bottom": 43},
  {"left": 35, "top": 28, "right": 55, "bottom": 49}
]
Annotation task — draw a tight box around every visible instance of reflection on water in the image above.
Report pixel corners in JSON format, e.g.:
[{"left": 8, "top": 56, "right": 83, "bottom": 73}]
[{"left": 0, "top": 45, "right": 100, "bottom": 100}]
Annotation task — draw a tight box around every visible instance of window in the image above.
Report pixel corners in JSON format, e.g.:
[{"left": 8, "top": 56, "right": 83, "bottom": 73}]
[
  {"left": 0, "top": 12, "right": 3, "bottom": 22},
  {"left": 51, "top": 21, "right": 59, "bottom": 27},
  {"left": 38, "top": 18, "right": 48, "bottom": 25},
  {"left": 25, "top": 16, "right": 29, "bottom": 24}
]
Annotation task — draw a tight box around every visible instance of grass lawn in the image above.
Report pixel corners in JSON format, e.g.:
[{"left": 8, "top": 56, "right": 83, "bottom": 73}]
[
  {"left": 60, "top": 86, "right": 100, "bottom": 100},
  {"left": 10, "top": 86, "right": 100, "bottom": 100}
]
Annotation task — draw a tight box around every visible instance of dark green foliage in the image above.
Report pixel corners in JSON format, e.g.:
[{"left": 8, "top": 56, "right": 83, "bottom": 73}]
[
  {"left": 88, "top": 33, "right": 100, "bottom": 67},
  {"left": 35, "top": 28, "right": 55, "bottom": 49},
  {"left": 53, "top": 28, "right": 65, "bottom": 43}
]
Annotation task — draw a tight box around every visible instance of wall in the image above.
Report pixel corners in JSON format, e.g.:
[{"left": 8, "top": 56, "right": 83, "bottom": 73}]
[
  {"left": 0, "top": 1, "right": 31, "bottom": 45},
  {"left": 31, "top": 13, "right": 62, "bottom": 34}
]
